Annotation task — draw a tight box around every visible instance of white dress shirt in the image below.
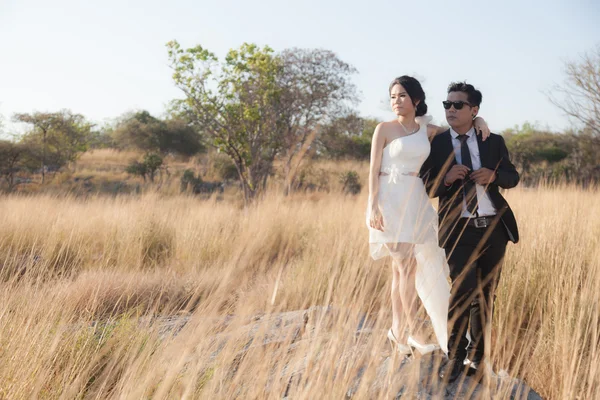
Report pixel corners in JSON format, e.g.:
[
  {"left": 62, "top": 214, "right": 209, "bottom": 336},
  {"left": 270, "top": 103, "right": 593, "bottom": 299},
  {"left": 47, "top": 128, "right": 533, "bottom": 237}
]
[{"left": 450, "top": 127, "right": 497, "bottom": 218}]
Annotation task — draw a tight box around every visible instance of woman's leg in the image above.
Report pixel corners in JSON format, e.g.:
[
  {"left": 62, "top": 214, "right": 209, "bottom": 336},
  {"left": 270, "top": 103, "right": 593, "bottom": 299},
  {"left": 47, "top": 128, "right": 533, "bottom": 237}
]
[
  {"left": 389, "top": 243, "right": 429, "bottom": 343},
  {"left": 390, "top": 259, "right": 407, "bottom": 342}
]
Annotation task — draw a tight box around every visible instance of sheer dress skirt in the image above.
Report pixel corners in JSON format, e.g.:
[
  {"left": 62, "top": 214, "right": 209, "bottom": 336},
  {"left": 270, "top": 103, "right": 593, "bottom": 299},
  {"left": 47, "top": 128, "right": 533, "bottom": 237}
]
[{"left": 366, "top": 173, "right": 450, "bottom": 353}]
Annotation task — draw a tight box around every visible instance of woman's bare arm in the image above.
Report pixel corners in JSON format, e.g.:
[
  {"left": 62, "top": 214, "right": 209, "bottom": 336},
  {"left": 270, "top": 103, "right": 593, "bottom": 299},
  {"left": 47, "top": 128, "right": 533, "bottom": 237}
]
[
  {"left": 426, "top": 124, "right": 445, "bottom": 142},
  {"left": 426, "top": 118, "right": 491, "bottom": 141},
  {"left": 368, "top": 123, "right": 387, "bottom": 231},
  {"left": 368, "top": 123, "right": 386, "bottom": 209}
]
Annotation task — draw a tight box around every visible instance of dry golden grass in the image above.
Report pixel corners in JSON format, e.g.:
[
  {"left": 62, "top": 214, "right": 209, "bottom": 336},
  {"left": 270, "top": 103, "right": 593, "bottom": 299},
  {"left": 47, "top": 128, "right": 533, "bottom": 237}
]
[
  {"left": 75, "top": 149, "right": 196, "bottom": 178},
  {"left": 78, "top": 149, "right": 143, "bottom": 167},
  {"left": 0, "top": 179, "right": 598, "bottom": 398}
]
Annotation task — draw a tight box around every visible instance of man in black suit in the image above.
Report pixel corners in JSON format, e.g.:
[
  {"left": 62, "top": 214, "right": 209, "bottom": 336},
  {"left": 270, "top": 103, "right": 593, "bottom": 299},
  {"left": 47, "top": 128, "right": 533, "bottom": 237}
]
[{"left": 419, "top": 82, "right": 520, "bottom": 383}]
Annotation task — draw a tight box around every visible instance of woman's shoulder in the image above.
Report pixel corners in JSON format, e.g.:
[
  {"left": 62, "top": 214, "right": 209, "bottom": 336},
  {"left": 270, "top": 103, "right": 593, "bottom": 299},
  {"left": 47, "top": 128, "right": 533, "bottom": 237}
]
[
  {"left": 378, "top": 120, "right": 398, "bottom": 128},
  {"left": 374, "top": 120, "right": 397, "bottom": 136}
]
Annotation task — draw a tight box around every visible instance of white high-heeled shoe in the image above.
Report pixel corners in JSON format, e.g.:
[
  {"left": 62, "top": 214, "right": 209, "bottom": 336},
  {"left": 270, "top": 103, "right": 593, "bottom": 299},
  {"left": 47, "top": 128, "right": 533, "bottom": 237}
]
[
  {"left": 407, "top": 336, "right": 439, "bottom": 355},
  {"left": 387, "top": 329, "right": 412, "bottom": 355}
]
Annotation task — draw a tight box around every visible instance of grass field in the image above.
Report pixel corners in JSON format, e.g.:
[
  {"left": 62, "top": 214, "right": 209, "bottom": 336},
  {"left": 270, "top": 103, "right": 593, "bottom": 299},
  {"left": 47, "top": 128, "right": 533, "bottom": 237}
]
[{"left": 0, "top": 162, "right": 598, "bottom": 398}]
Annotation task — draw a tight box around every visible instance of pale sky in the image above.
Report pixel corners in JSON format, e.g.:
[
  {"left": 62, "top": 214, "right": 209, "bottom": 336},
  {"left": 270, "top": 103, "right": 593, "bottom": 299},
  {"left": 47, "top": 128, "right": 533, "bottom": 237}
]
[{"left": 1, "top": 0, "right": 599, "bottom": 137}]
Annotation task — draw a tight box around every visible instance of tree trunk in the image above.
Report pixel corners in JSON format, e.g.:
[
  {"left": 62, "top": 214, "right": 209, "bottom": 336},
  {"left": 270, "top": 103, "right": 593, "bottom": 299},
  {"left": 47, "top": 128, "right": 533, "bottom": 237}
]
[
  {"left": 41, "top": 129, "right": 47, "bottom": 184},
  {"left": 241, "top": 181, "right": 256, "bottom": 206},
  {"left": 283, "top": 127, "right": 317, "bottom": 196}
]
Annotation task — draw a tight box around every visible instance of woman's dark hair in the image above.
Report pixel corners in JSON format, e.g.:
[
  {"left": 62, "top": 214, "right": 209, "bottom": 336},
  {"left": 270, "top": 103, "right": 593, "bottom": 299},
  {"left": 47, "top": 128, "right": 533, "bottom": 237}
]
[
  {"left": 447, "top": 81, "right": 483, "bottom": 107},
  {"left": 388, "top": 75, "right": 428, "bottom": 116}
]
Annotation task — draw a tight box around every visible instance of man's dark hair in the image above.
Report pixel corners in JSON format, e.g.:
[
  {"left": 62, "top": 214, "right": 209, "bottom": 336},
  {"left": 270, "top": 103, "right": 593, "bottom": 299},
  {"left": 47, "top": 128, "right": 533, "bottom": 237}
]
[
  {"left": 389, "top": 75, "right": 428, "bottom": 116},
  {"left": 447, "top": 81, "right": 483, "bottom": 108}
]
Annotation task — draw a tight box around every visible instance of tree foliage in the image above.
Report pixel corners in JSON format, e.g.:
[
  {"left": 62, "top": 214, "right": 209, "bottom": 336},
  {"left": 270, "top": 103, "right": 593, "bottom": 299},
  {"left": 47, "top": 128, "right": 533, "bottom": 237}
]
[
  {"left": 167, "top": 41, "right": 359, "bottom": 202},
  {"left": 167, "top": 41, "right": 283, "bottom": 203},
  {"left": 503, "top": 122, "right": 600, "bottom": 184},
  {"left": 13, "top": 110, "right": 93, "bottom": 183},
  {"left": 0, "top": 140, "right": 34, "bottom": 190},
  {"left": 112, "top": 110, "right": 205, "bottom": 156},
  {"left": 317, "top": 113, "right": 378, "bottom": 160},
  {"left": 276, "top": 48, "right": 358, "bottom": 193},
  {"left": 125, "top": 153, "right": 164, "bottom": 183}
]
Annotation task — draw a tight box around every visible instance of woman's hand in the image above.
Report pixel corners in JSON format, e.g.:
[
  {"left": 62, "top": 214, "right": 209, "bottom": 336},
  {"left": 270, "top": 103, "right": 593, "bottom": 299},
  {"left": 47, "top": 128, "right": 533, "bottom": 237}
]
[
  {"left": 369, "top": 204, "right": 385, "bottom": 232},
  {"left": 473, "top": 117, "right": 490, "bottom": 141}
]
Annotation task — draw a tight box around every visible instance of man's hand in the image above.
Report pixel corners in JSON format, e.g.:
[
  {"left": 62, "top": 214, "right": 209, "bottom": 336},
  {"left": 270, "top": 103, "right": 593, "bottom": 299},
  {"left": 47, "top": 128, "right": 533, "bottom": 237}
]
[
  {"left": 470, "top": 168, "right": 496, "bottom": 185},
  {"left": 444, "top": 165, "right": 471, "bottom": 185}
]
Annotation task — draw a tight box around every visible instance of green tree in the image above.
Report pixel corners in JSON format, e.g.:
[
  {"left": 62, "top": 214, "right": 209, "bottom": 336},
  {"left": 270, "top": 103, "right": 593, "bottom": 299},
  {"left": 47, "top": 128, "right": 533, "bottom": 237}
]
[
  {"left": 504, "top": 124, "right": 568, "bottom": 162},
  {"left": 167, "top": 42, "right": 359, "bottom": 201},
  {"left": 503, "top": 122, "right": 586, "bottom": 184},
  {"left": 113, "top": 111, "right": 161, "bottom": 151},
  {"left": 161, "top": 117, "right": 205, "bottom": 156},
  {"left": 0, "top": 140, "right": 32, "bottom": 191},
  {"left": 125, "top": 153, "right": 164, "bottom": 183},
  {"left": 13, "top": 110, "right": 93, "bottom": 183},
  {"left": 125, "top": 160, "right": 148, "bottom": 182},
  {"left": 143, "top": 153, "right": 163, "bottom": 182},
  {"left": 88, "top": 125, "right": 117, "bottom": 149},
  {"left": 112, "top": 111, "right": 205, "bottom": 156},
  {"left": 318, "top": 114, "right": 379, "bottom": 160},
  {"left": 13, "top": 112, "right": 53, "bottom": 184},
  {"left": 167, "top": 41, "right": 283, "bottom": 203},
  {"left": 276, "top": 48, "right": 359, "bottom": 194}
]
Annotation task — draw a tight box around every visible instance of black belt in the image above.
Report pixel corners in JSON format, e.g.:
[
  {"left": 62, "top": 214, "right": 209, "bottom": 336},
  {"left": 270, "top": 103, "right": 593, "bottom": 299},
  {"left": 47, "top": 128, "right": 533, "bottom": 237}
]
[{"left": 462, "top": 216, "right": 496, "bottom": 228}]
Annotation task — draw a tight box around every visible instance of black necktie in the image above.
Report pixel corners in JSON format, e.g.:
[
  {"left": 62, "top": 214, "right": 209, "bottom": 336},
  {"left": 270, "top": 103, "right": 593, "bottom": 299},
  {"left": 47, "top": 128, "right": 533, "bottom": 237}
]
[{"left": 457, "top": 134, "right": 478, "bottom": 216}]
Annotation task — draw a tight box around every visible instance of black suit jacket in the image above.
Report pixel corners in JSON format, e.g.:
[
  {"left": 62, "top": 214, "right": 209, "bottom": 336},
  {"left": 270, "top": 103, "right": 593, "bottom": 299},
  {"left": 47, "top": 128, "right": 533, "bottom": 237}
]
[{"left": 419, "top": 130, "right": 520, "bottom": 245}]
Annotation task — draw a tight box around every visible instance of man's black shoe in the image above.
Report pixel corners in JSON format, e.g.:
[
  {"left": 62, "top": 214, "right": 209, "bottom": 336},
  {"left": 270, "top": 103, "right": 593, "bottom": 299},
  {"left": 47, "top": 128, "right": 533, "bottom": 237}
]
[{"left": 439, "top": 358, "right": 466, "bottom": 383}]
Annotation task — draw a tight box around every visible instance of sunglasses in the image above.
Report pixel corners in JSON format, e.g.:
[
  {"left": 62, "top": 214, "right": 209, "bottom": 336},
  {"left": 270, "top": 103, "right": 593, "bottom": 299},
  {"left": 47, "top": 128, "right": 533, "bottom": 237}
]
[{"left": 442, "top": 100, "right": 472, "bottom": 110}]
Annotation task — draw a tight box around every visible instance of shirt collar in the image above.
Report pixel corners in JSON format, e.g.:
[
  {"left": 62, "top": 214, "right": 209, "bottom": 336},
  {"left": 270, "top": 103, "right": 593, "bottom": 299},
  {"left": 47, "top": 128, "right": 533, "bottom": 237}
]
[{"left": 450, "top": 126, "right": 475, "bottom": 140}]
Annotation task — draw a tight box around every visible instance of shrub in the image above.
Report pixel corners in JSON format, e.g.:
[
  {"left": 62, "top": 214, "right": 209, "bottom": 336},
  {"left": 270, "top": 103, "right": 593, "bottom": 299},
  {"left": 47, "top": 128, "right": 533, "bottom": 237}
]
[
  {"left": 339, "top": 170, "right": 361, "bottom": 195},
  {"left": 125, "top": 153, "right": 163, "bottom": 183},
  {"left": 212, "top": 154, "right": 238, "bottom": 181},
  {"left": 180, "top": 169, "right": 202, "bottom": 193},
  {"left": 296, "top": 166, "right": 330, "bottom": 192},
  {"left": 125, "top": 161, "right": 148, "bottom": 181}
]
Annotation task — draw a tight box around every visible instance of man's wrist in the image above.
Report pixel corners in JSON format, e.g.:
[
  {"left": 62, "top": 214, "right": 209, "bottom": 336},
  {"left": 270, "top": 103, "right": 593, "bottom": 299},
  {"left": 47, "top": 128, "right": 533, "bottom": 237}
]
[{"left": 444, "top": 176, "right": 452, "bottom": 186}]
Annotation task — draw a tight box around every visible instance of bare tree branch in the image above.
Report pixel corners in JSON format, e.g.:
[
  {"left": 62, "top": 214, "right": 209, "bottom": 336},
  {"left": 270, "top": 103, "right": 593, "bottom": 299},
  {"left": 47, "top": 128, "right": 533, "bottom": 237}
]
[{"left": 547, "top": 44, "right": 600, "bottom": 136}]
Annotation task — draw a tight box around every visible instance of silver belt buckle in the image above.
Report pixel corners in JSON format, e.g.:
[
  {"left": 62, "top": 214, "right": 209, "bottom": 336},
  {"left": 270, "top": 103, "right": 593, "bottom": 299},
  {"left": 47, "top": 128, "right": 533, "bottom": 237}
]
[{"left": 474, "top": 217, "right": 488, "bottom": 228}]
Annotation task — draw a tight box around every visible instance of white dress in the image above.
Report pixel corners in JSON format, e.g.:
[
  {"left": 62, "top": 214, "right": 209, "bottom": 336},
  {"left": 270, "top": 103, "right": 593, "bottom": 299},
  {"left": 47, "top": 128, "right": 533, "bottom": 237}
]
[{"left": 366, "top": 116, "right": 450, "bottom": 354}]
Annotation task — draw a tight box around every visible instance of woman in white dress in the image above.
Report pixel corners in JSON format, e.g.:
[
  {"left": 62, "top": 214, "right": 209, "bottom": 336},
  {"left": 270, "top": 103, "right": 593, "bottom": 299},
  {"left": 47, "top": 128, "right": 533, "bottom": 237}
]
[{"left": 366, "top": 76, "right": 489, "bottom": 355}]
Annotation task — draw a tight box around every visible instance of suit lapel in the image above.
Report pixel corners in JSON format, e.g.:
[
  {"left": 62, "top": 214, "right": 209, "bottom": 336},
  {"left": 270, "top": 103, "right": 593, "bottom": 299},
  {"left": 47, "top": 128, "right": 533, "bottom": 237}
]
[
  {"left": 438, "top": 130, "right": 461, "bottom": 216},
  {"left": 441, "top": 130, "right": 457, "bottom": 170}
]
